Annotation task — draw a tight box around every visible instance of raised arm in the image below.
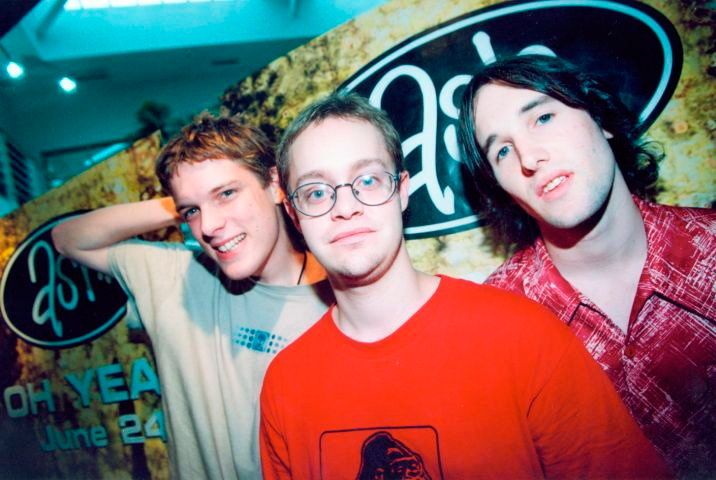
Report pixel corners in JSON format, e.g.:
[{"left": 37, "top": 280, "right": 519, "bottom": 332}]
[{"left": 51, "top": 197, "right": 180, "bottom": 274}]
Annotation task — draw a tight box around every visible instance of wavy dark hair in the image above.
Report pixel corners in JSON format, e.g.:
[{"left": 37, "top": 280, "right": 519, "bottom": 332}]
[{"left": 458, "top": 55, "right": 662, "bottom": 254}]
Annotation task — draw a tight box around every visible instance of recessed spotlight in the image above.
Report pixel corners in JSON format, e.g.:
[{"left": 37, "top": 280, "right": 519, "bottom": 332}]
[
  {"left": 6, "top": 61, "right": 24, "bottom": 79},
  {"left": 59, "top": 76, "right": 77, "bottom": 93}
]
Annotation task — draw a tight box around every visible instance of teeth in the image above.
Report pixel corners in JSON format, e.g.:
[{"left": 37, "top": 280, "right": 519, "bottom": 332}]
[
  {"left": 217, "top": 233, "right": 246, "bottom": 253},
  {"left": 543, "top": 175, "right": 566, "bottom": 193}
]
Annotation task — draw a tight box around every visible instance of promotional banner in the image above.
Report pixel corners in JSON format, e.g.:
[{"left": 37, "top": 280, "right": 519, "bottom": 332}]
[
  {"left": 1, "top": 0, "right": 713, "bottom": 478},
  {"left": 0, "top": 135, "right": 171, "bottom": 479}
]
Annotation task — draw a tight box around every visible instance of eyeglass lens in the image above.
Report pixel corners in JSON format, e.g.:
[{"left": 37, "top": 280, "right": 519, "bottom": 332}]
[{"left": 292, "top": 171, "right": 397, "bottom": 216}]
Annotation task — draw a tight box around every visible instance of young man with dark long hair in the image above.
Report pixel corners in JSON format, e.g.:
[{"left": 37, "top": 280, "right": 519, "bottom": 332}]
[{"left": 459, "top": 55, "right": 715, "bottom": 477}]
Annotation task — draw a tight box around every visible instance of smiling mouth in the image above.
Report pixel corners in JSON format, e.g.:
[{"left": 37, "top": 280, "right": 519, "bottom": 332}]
[
  {"left": 215, "top": 233, "right": 247, "bottom": 253},
  {"left": 543, "top": 175, "right": 567, "bottom": 194}
]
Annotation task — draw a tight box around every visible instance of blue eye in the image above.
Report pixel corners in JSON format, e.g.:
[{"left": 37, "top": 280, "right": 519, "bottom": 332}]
[
  {"left": 182, "top": 207, "right": 199, "bottom": 221},
  {"left": 300, "top": 185, "right": 333, "bottom": 205},
  {"left": 537, "top": 113, "right": 553, "bottom": 124},
  {"left": 309, "top": 190, "right": 325, "bottom": 200},
  {"left": 356, "top": 174, "right": 381, "bottom": 190},
  {"left": 219, "top": 189, "right": 236, "bottom": 200},
  {"left": 496, "top": 145, "right": 511, "bottom": 161}
]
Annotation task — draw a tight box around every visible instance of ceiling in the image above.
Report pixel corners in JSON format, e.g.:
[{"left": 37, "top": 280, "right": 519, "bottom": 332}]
[
  {"left": 0, "top": 1, "right": 40, "bottom": 39},
  {"left": 0, "top": 0, "right": 385, "bottom": 188}
]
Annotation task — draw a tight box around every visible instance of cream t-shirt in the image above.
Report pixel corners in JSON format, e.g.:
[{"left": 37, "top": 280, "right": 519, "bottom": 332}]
[{"left": 109, "top": 240, "right": 332, "bottom": 479}]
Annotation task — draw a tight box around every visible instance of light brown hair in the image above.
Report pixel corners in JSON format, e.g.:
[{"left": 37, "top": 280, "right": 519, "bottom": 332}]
[{"left": 155, "top": 112, "right": 275, "bottom": 195}]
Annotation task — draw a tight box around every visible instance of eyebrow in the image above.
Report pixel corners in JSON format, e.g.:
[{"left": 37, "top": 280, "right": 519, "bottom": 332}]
[
  {"left": 293, "top": 158, "right": 391, "bottom": 186},
  {"left": 481, "top": 94, "right": 555, "bottom": 154},
  {"left": 175, "top": 180, "right": 239, "bottom": 210},
  {"left": 482, "top": 134, "right": 498, "bottom": 156},
  {"left": 520, "top": 94, "right": 554, "bottom": 114}
]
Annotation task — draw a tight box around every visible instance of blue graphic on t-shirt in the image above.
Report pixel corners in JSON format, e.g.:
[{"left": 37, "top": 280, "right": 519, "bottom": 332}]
[{"left": 234, "top": 327, "right": 288, "bottom": 354}]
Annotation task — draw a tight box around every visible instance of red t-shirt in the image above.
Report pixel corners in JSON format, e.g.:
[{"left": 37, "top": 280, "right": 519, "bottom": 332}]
[
  {"left": 260, "top": 275, "right": 669, "bottom": 479},
  {"left": 487, "top": 199, "right": 715, "bottom": 477}
]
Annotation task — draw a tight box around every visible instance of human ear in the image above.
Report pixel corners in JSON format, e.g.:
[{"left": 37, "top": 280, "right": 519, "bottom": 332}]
[
  {"left": 398, "top": 170, "right": 410, "bottom": 213},
  {"left": 282, "top": 198, "right": 302, "bottom": 233},
  {"left": 267, "top": 167, "right": 284, "bottom": 204}
]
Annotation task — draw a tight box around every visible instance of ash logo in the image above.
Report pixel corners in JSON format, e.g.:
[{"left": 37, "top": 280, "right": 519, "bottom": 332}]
[
  {"left": 343, "top": 0, "right": 681, "bottom": 239},
  {"left": 0, "top": 213, "right": 128, "bottom": 349}
]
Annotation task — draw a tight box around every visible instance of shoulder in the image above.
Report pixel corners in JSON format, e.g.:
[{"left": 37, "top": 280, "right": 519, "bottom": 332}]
[
  {"left": 108, "top": 239, "right": 199, "bottom": 286},
  {"left": 432, "top": 277, "right": 578, "bottom": 384},
  {"left": 641, "top": 201, "right": 716, "bottom": 269},
  {"left": 241, "top": 281, "right": 334, "bottom": 325},
  {"left": 261, "top": 309, "right": 336, "bottom": 405},
  {"left": 640, "top": 201, "right": 716, "bottom": 313},
  {"left": 484, "top": 244, "right": 541, "bottom": 293},
  {"left": 264, "top": 307, "right": 335, "bottom": 373},
  {"left": 435, "top": 275, "right": 568, "bottom": 337},
  {"left": 641, "top": 200, "right": 715, "bottom": 232}
]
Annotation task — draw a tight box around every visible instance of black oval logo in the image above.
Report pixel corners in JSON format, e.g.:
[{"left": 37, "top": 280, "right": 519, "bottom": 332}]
[
  {"left": 0, "top": 213, "right": 128, "bottom": 349},
  {"left": 342, "top": 0, "right": 681, "bottom": 239}
]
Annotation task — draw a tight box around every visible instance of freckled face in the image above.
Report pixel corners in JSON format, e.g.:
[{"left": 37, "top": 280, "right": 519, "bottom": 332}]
[
  {"left": 170, "top": 158, "right": 281, "bottom": 280},
  {"left": 472, "top": 83, "right": 617, "bottom": 231}
]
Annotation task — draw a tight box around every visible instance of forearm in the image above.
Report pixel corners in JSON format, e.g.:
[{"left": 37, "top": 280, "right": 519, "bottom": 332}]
[{"left": 51, "top": 197, "right": 180, "bottom": 273}]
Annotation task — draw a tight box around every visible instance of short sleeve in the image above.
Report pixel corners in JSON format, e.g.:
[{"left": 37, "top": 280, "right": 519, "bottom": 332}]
[
  {"left": 527, "top": 335, "right": 671, "bottom": 479},
  {"left": 107, "top": 240, "right": 188, "bottom": 334},
  {"left": 260, "top": 363, "right": 293, "bottom": 480}
]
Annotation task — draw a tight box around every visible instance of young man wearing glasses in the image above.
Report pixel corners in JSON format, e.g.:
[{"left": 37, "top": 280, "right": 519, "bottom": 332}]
[
  {"left": 52, "top": 114, "right": 331, "bottom": 479},
  {"left": 259, "top": 92, "right": 670, "bottom": 479}
]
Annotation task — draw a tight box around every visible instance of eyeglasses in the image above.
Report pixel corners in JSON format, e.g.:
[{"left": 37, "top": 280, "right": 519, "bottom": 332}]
[{"left": 288, "top": 171, "right": 400, "bottom": 217}]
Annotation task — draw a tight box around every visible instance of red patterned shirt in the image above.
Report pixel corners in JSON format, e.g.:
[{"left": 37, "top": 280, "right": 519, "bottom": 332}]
[{"left": 486, "top": 198, "right": 715, "bottom": 478}]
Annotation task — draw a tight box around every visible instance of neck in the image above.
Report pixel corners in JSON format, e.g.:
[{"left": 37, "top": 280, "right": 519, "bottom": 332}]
[
  {"left": 541, "top": 177, "right": 647, "bottom": 282},
  {"left": 329, "top": 244, "right": 439, "bottom": 343},
  {"left": 254, "top": 208, "right": 307, "bottom": 286}
]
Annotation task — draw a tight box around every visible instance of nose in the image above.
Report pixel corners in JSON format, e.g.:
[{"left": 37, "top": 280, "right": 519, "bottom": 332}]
[
  {"left": 516, "top": 140, "right": 549, "bottom": 175},
  {"left": 330, "top": 184, "right": 363, "bottom": 220},
  {"left": 200, "top": 205, "right": 226, "bottom": 237}
]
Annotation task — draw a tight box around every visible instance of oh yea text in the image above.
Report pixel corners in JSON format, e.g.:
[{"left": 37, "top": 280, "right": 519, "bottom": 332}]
[{"left": 1, "top": 356, "right": 164, "bottom": 451}]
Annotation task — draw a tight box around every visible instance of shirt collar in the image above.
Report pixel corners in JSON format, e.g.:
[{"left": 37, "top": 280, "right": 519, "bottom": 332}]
[
  {"left": 518, "top": 239, "right": 592, "bottom": 325},
  {"left": 632, "top": 196, "right": 712, "bottom": 317},
  {"left": 519, "top": 197, "right": 713, "bottom": 324}
]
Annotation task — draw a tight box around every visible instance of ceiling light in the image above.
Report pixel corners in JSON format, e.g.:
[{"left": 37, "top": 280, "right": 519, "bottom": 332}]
[
  {"left": 82, "top": 0, "right": 110, "bottom": 8},
  {"left": 6, "top": 61, "right": 24, "bottom": 79},
  {"left": 59, "top": 77, "right": 77, "bottom": 93}
]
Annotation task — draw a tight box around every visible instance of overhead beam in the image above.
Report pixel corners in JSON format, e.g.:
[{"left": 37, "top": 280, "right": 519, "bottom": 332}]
[
  {"left": 0, "top": 0, "right": 41, "bottom": 38},
  {"left": 35, "top": 0, "right": 67, "bottom": 38}
]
